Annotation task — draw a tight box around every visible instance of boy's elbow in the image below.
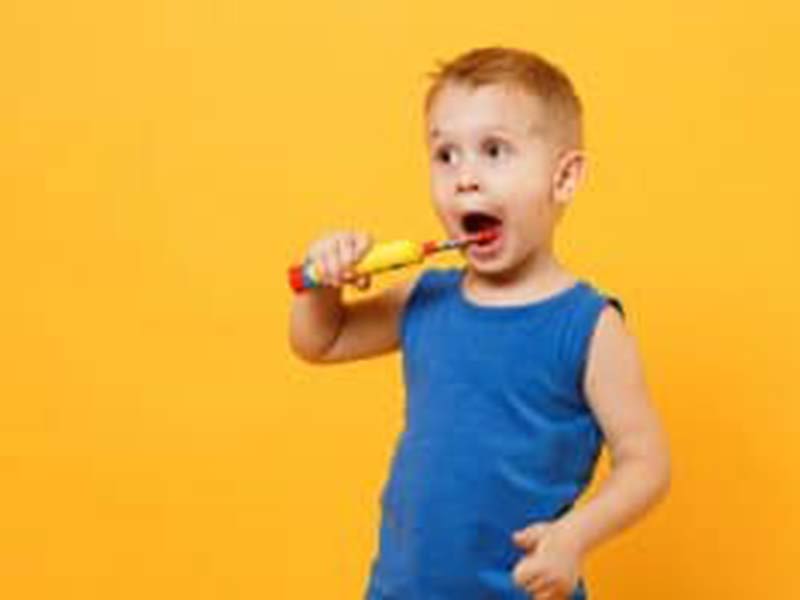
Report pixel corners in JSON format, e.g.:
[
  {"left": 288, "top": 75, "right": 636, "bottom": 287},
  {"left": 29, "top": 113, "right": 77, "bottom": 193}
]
[
  {"left": 288, "top": 331, "right": 332, "bottom": 364},
  {"left": 649, "top": 471, "right": 670, "bottom": 509},
  {"left": 650, "top": 451, "right": 672, "bottom": 504},
  {"left": 660, "top": 456, "right": 672, "bottom": 498},
  {"left": 291, "top": 345, "right": 324, "bottom": 364},
  {"left": 618, "top": 446, "right": 672, "bottom": 504}
]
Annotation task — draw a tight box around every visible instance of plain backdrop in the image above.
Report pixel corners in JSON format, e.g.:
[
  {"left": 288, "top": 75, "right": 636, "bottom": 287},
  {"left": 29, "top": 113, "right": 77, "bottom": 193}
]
[{"left": 2, "top": 0, "right": 799, "bottom": 597}]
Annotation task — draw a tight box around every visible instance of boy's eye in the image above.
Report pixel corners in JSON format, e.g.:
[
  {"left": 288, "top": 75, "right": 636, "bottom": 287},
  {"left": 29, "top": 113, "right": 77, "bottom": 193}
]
[
  {"left": 484, "top": 139, "right": 509, "bottom": 158},
  {"left": 435, "top": 146, "right": 455, "bottom": 164}
]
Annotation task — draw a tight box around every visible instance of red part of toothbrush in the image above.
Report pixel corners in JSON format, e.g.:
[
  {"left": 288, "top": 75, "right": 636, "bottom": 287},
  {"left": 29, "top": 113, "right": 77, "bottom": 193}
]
[
  {"left": 470, "top": 229, "right": 499, "bottom": 245},
  {"left": 422, "top": 229, "right": 500, "bottom": 256},
  {"left": 422, "top": 240, "right": 440, "bottom": 255}
]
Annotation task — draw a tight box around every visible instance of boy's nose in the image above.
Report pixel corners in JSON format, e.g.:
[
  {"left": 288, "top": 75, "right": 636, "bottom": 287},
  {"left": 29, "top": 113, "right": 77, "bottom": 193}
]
[
  {"left": 456, "top": 180, "right": 480, "bottom": 193},
  {"left": 455, "top": 169, "right": 481, "bottom": 194}
]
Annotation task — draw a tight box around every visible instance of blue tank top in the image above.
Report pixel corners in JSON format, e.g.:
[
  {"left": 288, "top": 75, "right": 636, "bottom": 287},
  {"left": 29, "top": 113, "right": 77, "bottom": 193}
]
[{"left": 364, "top": 267, "right": 625, "bottom": 600}]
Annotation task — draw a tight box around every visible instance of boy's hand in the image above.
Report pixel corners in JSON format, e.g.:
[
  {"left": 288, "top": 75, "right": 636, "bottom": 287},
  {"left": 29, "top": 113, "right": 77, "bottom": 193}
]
[
  {"left": 304, "top": 230, "right": 373, "bottom": 291},
  {"left": 510, "top": 521, "right": 584, "bottom": 600}
]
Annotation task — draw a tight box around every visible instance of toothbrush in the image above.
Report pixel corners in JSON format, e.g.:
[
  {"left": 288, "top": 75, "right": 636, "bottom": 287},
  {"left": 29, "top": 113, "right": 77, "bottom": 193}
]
[{"left": 288, "top": 230, "right": 498, "bottom": 293}]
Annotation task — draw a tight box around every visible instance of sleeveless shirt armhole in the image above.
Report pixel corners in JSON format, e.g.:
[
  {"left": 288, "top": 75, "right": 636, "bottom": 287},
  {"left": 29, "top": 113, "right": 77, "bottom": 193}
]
[
  {"left": 576, "top": 294, "right": 626, "bottom": 404},
  {"left": 398, "top": 268, "right": 435, "bottom": 348},
  {"left": 606, "top": 295, "right": 626, "bottom": 320}
]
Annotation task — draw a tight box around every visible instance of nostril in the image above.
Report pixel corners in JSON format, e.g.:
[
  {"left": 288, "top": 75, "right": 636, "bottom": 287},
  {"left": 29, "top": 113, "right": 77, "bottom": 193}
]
[{"left": 456, "top": 180, "right": 480, "bottom": 193}]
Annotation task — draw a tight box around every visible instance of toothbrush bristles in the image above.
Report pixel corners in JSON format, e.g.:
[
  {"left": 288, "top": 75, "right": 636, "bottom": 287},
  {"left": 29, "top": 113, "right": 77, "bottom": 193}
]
[{"left": 422, "top": 229, "right": 499, "bottom": 256}]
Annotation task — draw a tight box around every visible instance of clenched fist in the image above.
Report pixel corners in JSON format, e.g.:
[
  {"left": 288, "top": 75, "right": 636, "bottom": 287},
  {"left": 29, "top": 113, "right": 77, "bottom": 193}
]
[
  {"left": 304, "top": 230, "right": 373, "bottom": 290},
  {"left": 511, "top": 521, "right": 585, "bottom": 600}
]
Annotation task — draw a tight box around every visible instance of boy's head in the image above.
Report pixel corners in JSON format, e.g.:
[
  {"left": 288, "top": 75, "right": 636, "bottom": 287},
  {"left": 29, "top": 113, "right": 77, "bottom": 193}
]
[{"left": 423, "top": 46, "right": 587, "bottom": 277}]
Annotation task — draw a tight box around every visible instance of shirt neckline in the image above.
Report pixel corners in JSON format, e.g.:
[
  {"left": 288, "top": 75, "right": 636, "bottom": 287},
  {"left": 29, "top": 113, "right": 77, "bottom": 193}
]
[{"left": 455, "top": 267, "right": 588, "bottom": 318}]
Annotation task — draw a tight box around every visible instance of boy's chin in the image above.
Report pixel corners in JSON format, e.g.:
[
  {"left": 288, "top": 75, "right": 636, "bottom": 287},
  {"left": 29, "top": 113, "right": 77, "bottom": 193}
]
[
  {"left": 463, "top": 245, "right": 539, "bottom": 281},
  {"left": 463, "top": 254, "right": 516, "bottom": 278}
]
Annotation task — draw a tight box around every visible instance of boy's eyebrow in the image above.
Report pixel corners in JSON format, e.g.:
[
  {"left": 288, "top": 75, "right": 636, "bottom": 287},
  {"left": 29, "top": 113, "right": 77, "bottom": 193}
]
[
  {"left": 430, "top": 126, "right": 513, "bottom": 139},
  {"left": 428, "top": 124, "right": 537, "bottom": 140}
]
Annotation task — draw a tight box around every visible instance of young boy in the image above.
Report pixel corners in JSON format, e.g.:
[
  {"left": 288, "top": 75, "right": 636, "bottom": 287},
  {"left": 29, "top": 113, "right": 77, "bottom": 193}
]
[{"left": 289, "top": 46, "right": 671, "bottom": 600}]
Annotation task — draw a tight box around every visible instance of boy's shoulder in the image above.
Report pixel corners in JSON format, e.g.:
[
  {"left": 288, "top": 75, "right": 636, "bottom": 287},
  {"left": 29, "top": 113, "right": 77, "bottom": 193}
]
[
  {"left": 405, "top": 266, "right": 463, "bottom": 299},
  {"left": 412, "top": 267, "right": 623, "bottom": 312},
  {"left": 572, "top": 277, "right": 627, "bottom": 326},
  {"left": 583, "top": 279, "right": 625, "bottom": 320},
  {"left": 403, "top": 267, "right": 626, "bottom": 330},
  {"left": 416, "top": 265, "right": 463, "bottom": 283}
]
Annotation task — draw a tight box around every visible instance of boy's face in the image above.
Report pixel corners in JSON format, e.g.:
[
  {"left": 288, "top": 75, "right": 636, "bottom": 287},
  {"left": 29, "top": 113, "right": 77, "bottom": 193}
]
[{"left": 425, "top": 81, "right": 583, "bottom": 277}]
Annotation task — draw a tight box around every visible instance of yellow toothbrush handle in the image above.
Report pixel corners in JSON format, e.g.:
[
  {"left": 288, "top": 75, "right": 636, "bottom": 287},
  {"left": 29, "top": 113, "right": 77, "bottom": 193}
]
[
  {"left": 288, "top": 239, "right": 424, "bottom": 292},
  {"left": 354, "top": 240, "right": 424, "bottom": 274}
]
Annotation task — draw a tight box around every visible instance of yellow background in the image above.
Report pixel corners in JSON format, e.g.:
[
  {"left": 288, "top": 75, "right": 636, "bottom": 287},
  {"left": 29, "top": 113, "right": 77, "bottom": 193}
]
[{"left": 2, "top": 0, "right": 799, "bottom": 597}]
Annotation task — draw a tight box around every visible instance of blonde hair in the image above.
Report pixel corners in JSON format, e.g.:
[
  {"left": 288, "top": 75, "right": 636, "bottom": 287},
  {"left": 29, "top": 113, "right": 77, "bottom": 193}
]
[{"left": 424, "top": 46, "right": 583, "bottom": 148}]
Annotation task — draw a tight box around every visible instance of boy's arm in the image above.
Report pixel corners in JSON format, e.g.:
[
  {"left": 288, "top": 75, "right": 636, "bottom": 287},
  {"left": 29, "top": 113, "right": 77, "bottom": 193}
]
[
  {"left": 288, "top": 273, "right": 420, "bottom": 364},
  {"left": 556, "top": 304, "right": 672, "bottom": 553}
]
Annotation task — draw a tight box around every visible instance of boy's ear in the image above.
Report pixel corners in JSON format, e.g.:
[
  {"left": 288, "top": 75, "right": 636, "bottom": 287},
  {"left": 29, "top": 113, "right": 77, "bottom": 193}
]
[{"left": 552, "top": 149, "right": 587, "bottom": 205}]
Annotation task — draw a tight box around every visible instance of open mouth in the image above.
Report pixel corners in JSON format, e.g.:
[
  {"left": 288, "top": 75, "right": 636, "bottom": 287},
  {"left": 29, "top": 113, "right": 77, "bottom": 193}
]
[{"left": 461, "top": 211, "right": 503, "bottom": 245}]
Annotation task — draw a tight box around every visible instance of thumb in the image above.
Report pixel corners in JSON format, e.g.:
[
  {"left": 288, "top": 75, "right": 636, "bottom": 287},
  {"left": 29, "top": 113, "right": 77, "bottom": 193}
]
[
  {"left": 353, "top": 273, "right": 372, "bottom": 291},
  {"left": 512, "top": 522, "right": 549, "bottom": 550},
  {"left": 342, "top": 268, "right": 371, "bottom": 291}
]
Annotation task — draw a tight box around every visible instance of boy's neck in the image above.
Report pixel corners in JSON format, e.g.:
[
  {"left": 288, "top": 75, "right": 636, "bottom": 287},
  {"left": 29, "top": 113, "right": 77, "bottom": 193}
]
[{"left": 462, "top": 246, "right": 577, "bottom": 307}]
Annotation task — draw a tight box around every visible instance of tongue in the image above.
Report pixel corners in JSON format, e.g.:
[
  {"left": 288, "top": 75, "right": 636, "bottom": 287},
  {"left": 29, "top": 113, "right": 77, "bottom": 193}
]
[{"left": 470, "top": 228, "right": 500, "bottom": 246}]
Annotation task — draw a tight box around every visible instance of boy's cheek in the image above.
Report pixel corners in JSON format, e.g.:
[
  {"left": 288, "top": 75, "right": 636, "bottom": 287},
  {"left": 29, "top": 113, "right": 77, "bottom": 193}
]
[
  {"left": 429, "top": 195, "right": 457, "bottom": 228},
  {"left": 429, "top": 178, "right": 452, "bottom": 203}
]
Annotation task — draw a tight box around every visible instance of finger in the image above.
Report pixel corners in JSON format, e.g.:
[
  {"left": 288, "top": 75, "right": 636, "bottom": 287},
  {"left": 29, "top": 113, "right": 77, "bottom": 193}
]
[
  {"left": 305, "top": 237, "right": 329, "bottom": 266},
  {"left": 354, "top": 231, "right": 373, "bottom": 259},
  {"left": 340, "top": 235, "right": 362, "bottom": 283},
  {"left": 353, "top": 273, "right": 371, "bottom": 291},
  {"left": 319, "top": 243, "right": 338, "bottom": 287},
  {"left": 526, "top": 576, "right": 558, "bottom": 598},
  {"left": 513, "top": 562, "right": 544, "bottom": 590},
  {"left": 343, "top": 269, "right": 364, "bottom": 288},
  {"left": 514, "top": 522, "right": 548, "bottom": 542},
  {"left": 537, "top": 587, "right": 568, "bottom": 600},
  {"left": 513, "top": 523, "right": 548, "bottom": 550},
  {"left": 329, "top": 236, "right": 349, "bottom": 286},
  {"left": 531, "top": 577, "right": 569, "bottom": 600},
  {"left": 324, "top": 234, "right": 349, "bottom": 287},
  {"left": 340, "top": 232, "right": 358, "bottom": 268},
  {"left": 523, "top": 574, "right": 550, "bottom": 597}
]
